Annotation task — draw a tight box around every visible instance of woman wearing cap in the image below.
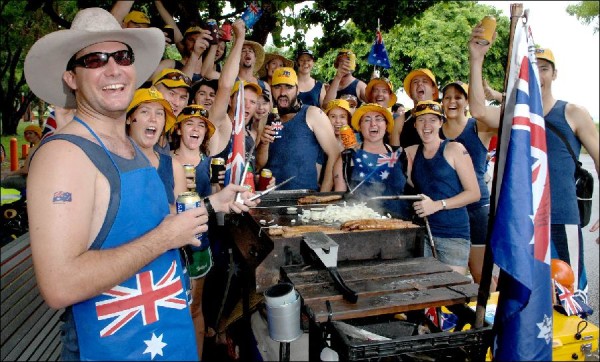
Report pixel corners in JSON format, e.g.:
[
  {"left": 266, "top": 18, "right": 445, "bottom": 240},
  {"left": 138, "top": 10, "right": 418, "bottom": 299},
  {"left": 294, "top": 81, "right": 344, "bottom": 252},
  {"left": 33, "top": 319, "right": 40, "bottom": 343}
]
[
  {"left": 366, "top": 77, "right": 397, "bottom": 110},
  {"left": 440, "top": 81, "right": 496, "bottom": 286},
  {"left": 405, "top": 100, "right": 480, "bottom": 274},
  {"left": 125, "top": 87, "right": 186, "bottom": 208},
  {"left": 170, "top": 104, "right": 216, "bottom": 360},
  {"left": 333, "top": 103, "right": 408, "bottom": 218},
  {"left": 1, "top": 124, "right": 43, "bottom": 190},
  {"left": 296, "top": 49, "right": 326, "bottom": 107}
]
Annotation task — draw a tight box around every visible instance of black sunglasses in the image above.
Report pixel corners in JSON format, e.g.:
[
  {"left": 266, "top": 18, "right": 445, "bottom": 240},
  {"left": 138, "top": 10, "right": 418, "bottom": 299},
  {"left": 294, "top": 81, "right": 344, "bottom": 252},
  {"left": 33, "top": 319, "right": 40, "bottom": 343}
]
[
  {"left": 67, "top": 49, "right": 134, "bottom": 70},
  {"left": 415, "top": 102, "right": 442, "bottom": 113},
  {"left": 181, "top": 106, "right": 209, "bottom": 118},
  {"left": 157, "top": 71, "right": 192, "bottom": 86}
]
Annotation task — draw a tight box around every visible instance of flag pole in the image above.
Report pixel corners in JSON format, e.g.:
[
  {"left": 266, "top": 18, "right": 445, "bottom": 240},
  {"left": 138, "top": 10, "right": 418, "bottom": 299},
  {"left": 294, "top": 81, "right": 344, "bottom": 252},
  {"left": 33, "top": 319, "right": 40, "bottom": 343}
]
[{"left": 474, "top": 2, "right": 524, "bottom": 329}]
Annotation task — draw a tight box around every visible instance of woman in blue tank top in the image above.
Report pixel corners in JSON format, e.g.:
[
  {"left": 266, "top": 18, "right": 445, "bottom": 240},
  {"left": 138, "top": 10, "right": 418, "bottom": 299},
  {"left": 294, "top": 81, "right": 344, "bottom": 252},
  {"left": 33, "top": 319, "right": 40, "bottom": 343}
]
[
  {"left": 405, "top": 101, "right": 481, "bottom": 275},
  {"left": 126, "top": 87, "right": 187, "bottom": 208},
  {"left": 440, "top": 81, "right": 496, "bottom": 286}
]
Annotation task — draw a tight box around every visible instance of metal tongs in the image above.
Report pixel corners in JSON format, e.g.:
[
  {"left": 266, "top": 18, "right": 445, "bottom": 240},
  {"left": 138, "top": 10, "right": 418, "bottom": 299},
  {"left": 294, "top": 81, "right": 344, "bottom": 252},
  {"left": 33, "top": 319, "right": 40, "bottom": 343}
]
[{"left": 242, "top": 176, "right": 296, "bottom": 204}]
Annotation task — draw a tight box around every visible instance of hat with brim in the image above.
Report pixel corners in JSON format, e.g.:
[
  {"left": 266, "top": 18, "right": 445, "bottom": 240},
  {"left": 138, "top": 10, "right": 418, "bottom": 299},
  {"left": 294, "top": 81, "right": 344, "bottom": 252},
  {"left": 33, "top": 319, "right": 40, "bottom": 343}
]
[
  {"left": 24, "top": 7, "right": 165, "bottom": 109},
  {"left": 184, "top": 26, "right": 203, "bottom": 38},
  {"left": 535, "top": 48, "right": 555, "bottom": 65},
  {"left": 442, "top": 81, "right": 469, "bottom": 98},
  {"left": 176, "top": 104, "right": 215, "bottom": 140},
  {"left": 230, "top": 80, "right": 263, "bottom": 97},
  {"left": 403, "top": 68, "right": 439, "bottom": 101},
  {"left": 258, "top": 53, "right": 294, "bottom": 78},
  {"left": 296, "top": 49, "right": 315, "bottom": 60},
  {"left": 24, "top": 125, "right": 42, "bottom": 139},
  {"left": 123, "top": 10, "right": 150, "bottom": 26},
  {"left": 271, "top": 67, "right": 298, "bottom": 87},
  {"left": 190, "top": 78, "right": 219, "bottom": 99},
  {"left": 152, "top": 68, "right": 191, "bottom": 89},
  {"left": 243, "top": 41, "right": 265, "bottom": 73},
  {"left": 351, "top": 103, "right": 394, "bottom": 134},
  {"left": 126, "top": 86, "right": 176, "bottom": 133},
  {"left": 413, "top": 100, "right": 445, "bottom": 121},
  {"left": 366, "top": 78, "right": 397, "bottom": 108},
  {"left": 324, "top": 99, "right": 352, "bottom": 118}
]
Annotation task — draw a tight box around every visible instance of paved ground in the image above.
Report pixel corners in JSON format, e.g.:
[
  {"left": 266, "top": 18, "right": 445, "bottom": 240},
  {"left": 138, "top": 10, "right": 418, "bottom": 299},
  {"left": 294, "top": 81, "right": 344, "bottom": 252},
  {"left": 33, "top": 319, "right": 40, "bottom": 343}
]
[{"left": 580, "top": 153, "right": 599, "bottom": 327}]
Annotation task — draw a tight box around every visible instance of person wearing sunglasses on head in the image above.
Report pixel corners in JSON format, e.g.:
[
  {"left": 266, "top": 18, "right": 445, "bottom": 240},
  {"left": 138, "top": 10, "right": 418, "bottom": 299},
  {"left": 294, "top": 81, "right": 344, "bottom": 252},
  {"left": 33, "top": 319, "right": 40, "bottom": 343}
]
[
  {"left": 170, "top": 104, "right": 216, "bottom": 360},
  {"left": 439, "top": 81, "right": 497, "bottom": 289},
  {"left": 469, "top": 24, "right": 599, "bottom": 298},
  {"left": 404, "top": 100, "right": 480, "bottom": 275},
  {"left": 23, "top": 8, "right": 258, "bottom": 361}
]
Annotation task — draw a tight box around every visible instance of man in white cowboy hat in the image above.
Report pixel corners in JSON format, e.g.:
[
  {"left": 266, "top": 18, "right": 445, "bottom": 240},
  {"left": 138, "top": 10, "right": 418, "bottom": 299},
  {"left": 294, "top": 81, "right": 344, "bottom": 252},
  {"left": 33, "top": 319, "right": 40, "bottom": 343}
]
[
  {"left": 256, "top": 67, "right": 339, "bottom": 191},
  {"left": 24, "top": 7, "right": 256, "bottom": 361}
]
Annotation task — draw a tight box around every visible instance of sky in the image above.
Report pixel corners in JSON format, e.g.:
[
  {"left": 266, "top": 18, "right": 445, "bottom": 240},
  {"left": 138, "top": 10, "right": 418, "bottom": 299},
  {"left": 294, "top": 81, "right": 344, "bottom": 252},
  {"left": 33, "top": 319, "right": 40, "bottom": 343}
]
[{"left": 270, "top": 1, "right": 599, "bottom": 121}]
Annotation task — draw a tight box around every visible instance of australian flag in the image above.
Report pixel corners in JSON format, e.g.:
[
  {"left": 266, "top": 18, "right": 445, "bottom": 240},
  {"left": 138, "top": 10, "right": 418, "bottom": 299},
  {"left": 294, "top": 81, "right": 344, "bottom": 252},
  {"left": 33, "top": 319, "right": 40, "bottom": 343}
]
[
  {"left": 554, "top": 280, "right": 593, "bottom": 318},
  {"left": 367, "top": 30, "right": 391, "bottom": 69},
  {"left": 225, "top": 83, "right": 245, "bottom": 186},
  {"left": 241, "top": 1, "right": 263, "bottom": 29},
  {"left": 490, "top": 20, "right": 553, "bottom": 361}
]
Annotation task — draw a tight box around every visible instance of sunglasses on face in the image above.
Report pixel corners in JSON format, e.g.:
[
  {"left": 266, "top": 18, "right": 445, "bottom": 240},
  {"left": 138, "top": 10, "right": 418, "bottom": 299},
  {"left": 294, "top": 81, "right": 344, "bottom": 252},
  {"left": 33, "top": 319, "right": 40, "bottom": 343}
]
[
  {"left": 415, "top": 103, "right": 442, "bottom": 113},
  {"left": 67, "top": 49, "right": 134, "bottom": 70},
  {"left": 158, "top": 72, "right": 192, "bottom": 86},
  {"left": 181, "top": 106, "right": 209, "bottom": 118}
]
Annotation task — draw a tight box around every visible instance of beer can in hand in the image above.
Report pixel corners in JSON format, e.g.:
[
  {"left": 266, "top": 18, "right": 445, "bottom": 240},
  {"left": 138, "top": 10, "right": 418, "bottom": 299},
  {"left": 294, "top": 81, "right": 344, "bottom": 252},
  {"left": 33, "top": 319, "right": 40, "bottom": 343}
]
[
  {"left": 340, "top": 125, "right": 358, "bottom": 149},
  {"left": 206, "top": 19, "right": 219, "bottom": 45},
  {"left": 476, "top": 16, "right": 496, "bottom": 45},
  {"left": 267, "top": 109, "right": 282, "bottom": 139},
  {"left": 210, "top": 157, "right": 225, "bottom": 184},
  {"left": 346, "top": 51, "right": 356, "bottom": 72},
  {"left": 257, "top": 168, "right": 272, "bottom": 191},
  {"left": 176, "top": 192, "right": 209, "bottom": 250},
  {"left": 183, "top": 164, "right": 196, "bottom": 191},
  {"left": 220, "top": 20, "right": 232, "bottom": 42}
]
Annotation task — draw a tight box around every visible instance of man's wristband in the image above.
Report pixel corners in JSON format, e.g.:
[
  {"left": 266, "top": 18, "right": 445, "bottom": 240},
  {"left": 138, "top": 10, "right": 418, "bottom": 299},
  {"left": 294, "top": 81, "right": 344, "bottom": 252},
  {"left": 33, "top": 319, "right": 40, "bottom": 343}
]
[{"left": 203, "top": 197, "right": 216, "bottom": 218}]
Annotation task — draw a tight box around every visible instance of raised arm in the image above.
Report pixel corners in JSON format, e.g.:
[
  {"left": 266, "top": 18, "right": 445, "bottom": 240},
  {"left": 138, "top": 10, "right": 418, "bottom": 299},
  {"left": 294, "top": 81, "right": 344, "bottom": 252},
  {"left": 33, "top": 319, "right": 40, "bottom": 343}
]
[
  {"left": 468, "top": 24, "right": 501, "bottom": 128},
  {"left": 110, "top": 0, "right": 133, "bottom": 25},
  {"left": 323, "top": 59, "right": 352, "bottom": 106},
  {"left": 154, "top": 1, "right": 183, "bottom": 44}
]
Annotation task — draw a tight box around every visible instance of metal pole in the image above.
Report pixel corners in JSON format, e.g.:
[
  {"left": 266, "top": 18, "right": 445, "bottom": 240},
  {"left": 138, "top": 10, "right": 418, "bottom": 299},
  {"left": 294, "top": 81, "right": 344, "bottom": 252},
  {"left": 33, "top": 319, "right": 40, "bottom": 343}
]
[{"left": 279, "top": 342, "right": 290, "bottom": 362}]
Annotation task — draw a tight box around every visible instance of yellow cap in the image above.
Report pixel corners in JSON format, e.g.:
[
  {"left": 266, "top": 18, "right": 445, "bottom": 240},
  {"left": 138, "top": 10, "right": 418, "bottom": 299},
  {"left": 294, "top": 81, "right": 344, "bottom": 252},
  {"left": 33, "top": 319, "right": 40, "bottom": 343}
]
[
  {"left": 230, "top": 80, "right": 263, "bottom": 96},
  {"left": 442, "top": 81, "right": 469, "bottom": 97},
  {"left": 403, "top": 68, "right": 439, "bottom": 101},
  {"left": 351, "top": 103, "right": 394, "bottom": 134},
  {"left": 324, "top": 99, "right": 352, "bottom": 117},
  {"left": 271, "top": 67, "right": 298, "bottom": 86},
  {"left": 413, "top": 100, "right": 444, "bottom": 119},
  {"left": 24, "top": 124, "right": 42, "bottom": 138},
  {"left": 366, "top": 77, "right": 397, "bottom": 108},
  {"left": 127, "top": 87, "right": 176, "bottom": 133},
  {"left": 183, "top": 26, "right": 203, "bottom": 38},
  {"left": 535, "top": 48, "right": 555, "bottom": 65},
  {"left": 152, "top": 69, "right": 191, "bottom": 89},
  {"left": 123, "top": 10, "right": 150, "bottom": 25},
  {"left": 176, "top": 104, "right": 215, "bottom": 140}
]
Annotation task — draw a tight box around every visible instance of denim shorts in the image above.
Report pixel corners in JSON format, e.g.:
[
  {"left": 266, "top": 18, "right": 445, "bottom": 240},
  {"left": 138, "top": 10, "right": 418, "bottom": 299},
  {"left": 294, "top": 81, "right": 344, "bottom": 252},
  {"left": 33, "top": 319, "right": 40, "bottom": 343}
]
[{"left": 423, "top": 236, "right": 470, "bottom": 268}]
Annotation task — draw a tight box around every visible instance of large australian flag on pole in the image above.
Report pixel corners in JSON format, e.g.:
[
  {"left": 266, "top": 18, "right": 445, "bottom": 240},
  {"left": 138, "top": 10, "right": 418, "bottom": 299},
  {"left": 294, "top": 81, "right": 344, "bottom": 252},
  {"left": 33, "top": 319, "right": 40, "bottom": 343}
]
[
  {"left": 489, "top": 18, "right": 553, "bottom": 361},
  {"left": 367, "top": 30, "right": 391, "bottom": 69}
]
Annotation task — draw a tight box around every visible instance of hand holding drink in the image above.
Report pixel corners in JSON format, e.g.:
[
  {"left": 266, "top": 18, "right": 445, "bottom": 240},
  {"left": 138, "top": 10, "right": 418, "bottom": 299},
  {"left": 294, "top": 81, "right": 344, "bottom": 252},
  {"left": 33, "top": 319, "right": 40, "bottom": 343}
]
[{"left": 476, "top": 16, "right": 496, "bottom": 45}]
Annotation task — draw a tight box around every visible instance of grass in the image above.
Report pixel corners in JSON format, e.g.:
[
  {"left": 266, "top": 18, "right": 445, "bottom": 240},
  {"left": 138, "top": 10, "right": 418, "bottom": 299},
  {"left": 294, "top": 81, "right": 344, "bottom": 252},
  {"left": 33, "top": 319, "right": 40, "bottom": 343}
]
[{"left": 1, "top": 120, "right": 38, "bottom": 169}]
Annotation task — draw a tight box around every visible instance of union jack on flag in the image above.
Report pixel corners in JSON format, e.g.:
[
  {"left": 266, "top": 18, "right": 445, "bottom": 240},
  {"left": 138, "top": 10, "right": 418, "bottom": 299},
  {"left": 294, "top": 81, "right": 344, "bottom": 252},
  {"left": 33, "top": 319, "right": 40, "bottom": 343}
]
[
  {"left": 241, "top": 1, "right": 263, "bottom": 29},
  {"left": 376, "top": 149, "right": 400, "bottom": 167},
  {"left": 424, "top": 307, "right": 457, "bottom": 332},
  {"left": 490, "top": 17, "right": 553, "bottom": 361},
  {"left": 554, "top": 280, "right": 593, "bottom": 317},
  {"left": 95, "top": 260, "right": 186, "bottom": 337}
]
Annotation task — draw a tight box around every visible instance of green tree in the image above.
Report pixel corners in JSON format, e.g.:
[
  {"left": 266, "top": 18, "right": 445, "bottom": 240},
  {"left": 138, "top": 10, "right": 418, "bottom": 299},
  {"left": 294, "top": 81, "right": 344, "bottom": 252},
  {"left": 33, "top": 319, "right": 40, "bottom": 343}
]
[
  {"left": 309, "top": 1, "right": 509, "bottom": 98},
  {"left": 566, "top": 1, "right": 599, "bottom": 34}
]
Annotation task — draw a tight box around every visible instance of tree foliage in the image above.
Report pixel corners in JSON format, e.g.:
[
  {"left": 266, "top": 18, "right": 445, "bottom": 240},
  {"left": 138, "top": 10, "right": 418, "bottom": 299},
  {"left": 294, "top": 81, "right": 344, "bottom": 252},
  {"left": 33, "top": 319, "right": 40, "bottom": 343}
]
[{"left": 566, "top": 1, "right": 599, "bottom": 34}]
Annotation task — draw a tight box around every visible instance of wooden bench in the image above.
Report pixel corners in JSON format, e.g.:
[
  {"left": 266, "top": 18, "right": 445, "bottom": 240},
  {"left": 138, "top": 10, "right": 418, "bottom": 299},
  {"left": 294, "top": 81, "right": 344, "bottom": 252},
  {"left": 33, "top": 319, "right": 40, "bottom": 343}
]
[{"left": 1, "top": 233, "right": 63, "bottom": 361}]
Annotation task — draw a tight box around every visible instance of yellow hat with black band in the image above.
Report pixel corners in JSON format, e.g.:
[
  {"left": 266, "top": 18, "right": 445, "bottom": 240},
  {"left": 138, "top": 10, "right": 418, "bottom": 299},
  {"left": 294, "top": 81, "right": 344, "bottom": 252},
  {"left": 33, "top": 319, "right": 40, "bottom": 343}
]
[
  {"left": 126, "top": 86, "right": 176, "bottom": 133},
  {"left": 152, "top": 69, "right": 191, "bottom": 89},
  {"left": 176, "top": 104, "right": 215, "bottom": 140},
  {"left": 413, "top": 100, "right": 445, "bottom": 120},
  {"left": 351, "top": 103, "right": 394, "bottom": 134}
]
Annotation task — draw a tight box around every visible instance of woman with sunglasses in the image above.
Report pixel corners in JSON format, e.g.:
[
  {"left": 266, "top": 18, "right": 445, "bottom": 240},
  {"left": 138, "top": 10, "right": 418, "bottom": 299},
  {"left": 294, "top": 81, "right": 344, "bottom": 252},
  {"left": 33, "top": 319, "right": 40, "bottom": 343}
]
[
  {"left": 440, "top": 81, "right": 496, "bottom": 287},
  {"left": 332, "top": 103, "right": 409, "bottom": 218},
  {"left": 405, "top": 100, "right": 480, "bottom": 275},
  {"left": 170, "top": 103, "right": 215, "bottom": 360}
]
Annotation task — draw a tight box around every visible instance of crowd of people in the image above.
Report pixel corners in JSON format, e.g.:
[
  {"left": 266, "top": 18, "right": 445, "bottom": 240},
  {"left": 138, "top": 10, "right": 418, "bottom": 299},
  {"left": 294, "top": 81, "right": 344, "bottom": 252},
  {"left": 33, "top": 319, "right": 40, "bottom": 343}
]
[{"left": 19, "top": 2, "right": 599, "bottom": 361}]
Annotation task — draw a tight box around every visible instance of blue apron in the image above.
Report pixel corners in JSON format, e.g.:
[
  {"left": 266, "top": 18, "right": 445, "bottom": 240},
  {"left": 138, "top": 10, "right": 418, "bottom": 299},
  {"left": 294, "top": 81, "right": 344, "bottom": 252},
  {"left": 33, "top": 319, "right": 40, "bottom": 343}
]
[{"left": 71, "top": 117, "right": 197, "bottom": 361}]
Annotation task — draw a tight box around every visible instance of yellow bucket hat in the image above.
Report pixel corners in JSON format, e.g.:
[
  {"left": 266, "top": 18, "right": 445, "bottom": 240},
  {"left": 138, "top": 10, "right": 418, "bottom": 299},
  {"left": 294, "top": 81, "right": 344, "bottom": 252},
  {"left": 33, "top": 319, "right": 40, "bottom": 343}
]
[
  {"left": 123, "top": 10, "right": 150, "bottom": 25},
  {"left": 24, "top": 124, "right": 42, "bottom": 138},
  {"left": 413, "top": 100, "right": 445, "bottom": 119},
  {"left": 127, "top": 87, "right": 176, "bottom": 133},
  {"left": 324, "top": 99, "right": 352, "bottom": 118},
  {"left": 176, "top": 104, "right": 215, "bottom": 140},
  {"left": 351, "top": 103, "right": 394, "bottom": 134},
  {"left": 403, "top": 68, "right": 439, "bottom": 101},
  {"left": 366, "top": 77, "right": 397, "bottom": 108},
  {"left": 152, "top": 69, "right": 191, "bottom": 89},
  {"left": 230, "top": 80, "right": 263, "bottom": 96}
]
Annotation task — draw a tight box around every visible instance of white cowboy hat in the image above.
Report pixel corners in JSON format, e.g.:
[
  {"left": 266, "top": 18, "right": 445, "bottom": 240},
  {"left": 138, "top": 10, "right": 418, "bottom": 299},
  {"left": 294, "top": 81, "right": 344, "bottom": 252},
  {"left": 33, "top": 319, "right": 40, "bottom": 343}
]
[{"left": 24, "top": 7, "right": 165, "bottom": 108}]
